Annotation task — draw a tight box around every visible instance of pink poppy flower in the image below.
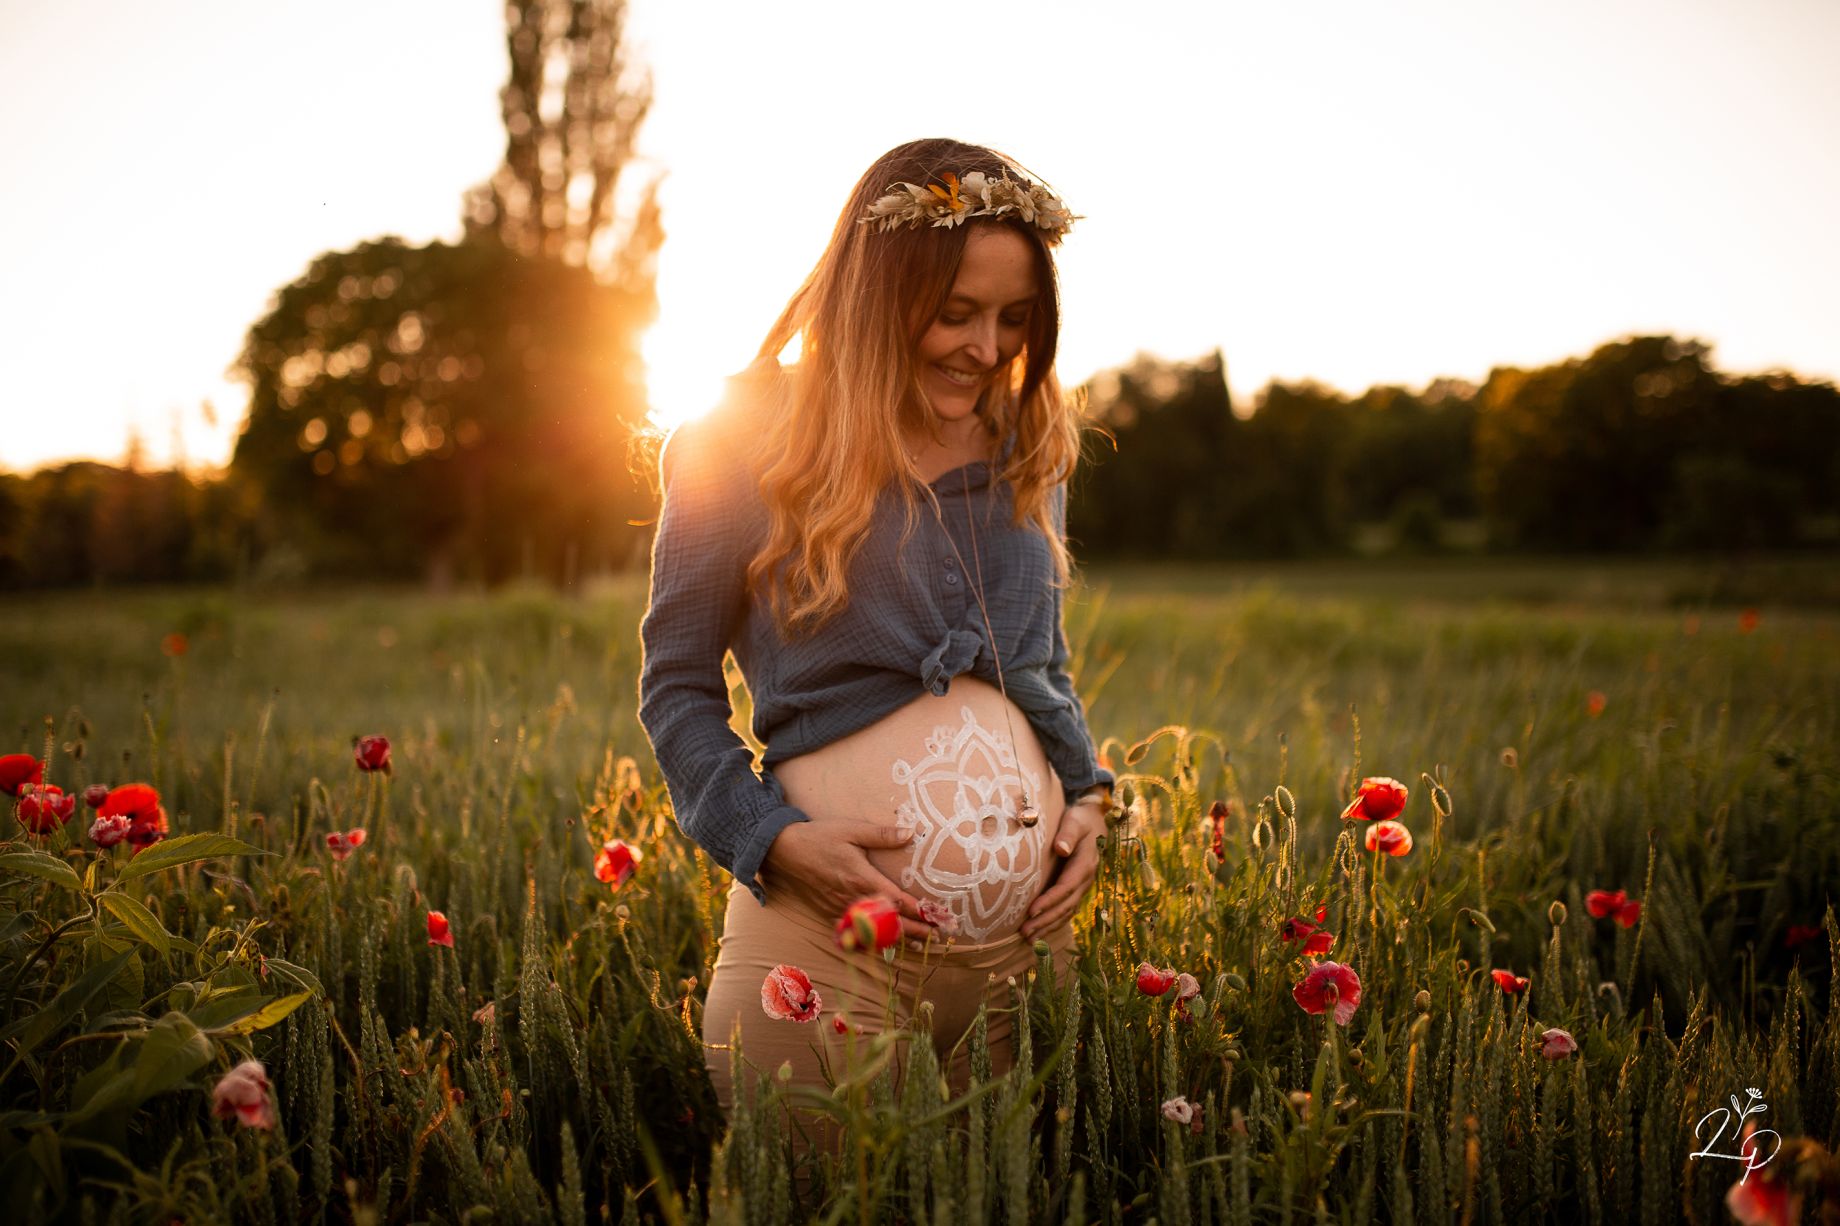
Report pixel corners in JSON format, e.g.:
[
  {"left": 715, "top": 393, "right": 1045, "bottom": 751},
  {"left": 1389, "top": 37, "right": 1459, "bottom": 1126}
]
[
  {"left": 594, "top": 838, "right": 642, "bottom": 889},
  {"left": 0, "top": 754, "right": 43, "bottom": 798},
  {"left": 1492, "top": 969, "right": 1530, "bottom": 994},
  {"left": 82, "top": 783, "right": 110, "bottom": 809},
  {"left": 1339, "top": 777, "right": 1408, "bottom": 823},
  {"left": 835, "top": 896, "right": 901, "bottom": 952},
  {"left": 1539, "top": 1027, "right": 1578, "bottom": 1059},
  {"left": 1135, "top": 962, "right": 1177, "bottom": 996},
  {"left": 1586, "top": 889, "right": 1642, "bottom": 927},
  {"left": 1160, "top": 1095, "right": 1195, "bottom": 1126},
  {"left": 210, "top": 1059, "right": 275, "bottom": 1130},
  {"left": 917, "top": 899, "right": 960, "bottom": 937},
  {"left": 831, "top": 1013, "right": 851, "bottom": 1035},
  {"left": 16, "top": 784, "right": 78, "bottom": 834},
  {"left": 1785, "top": 924, "right": 1823, "bottom": 950},
  {"left": 427, "top": 910, "right": 454, "bottom": 948},
  {"left": 354, "top": 735, "right": 392, "bottom": 773},
  {"left": 326, "top": 828, "right": 367, "bottom": 862},
  {"left": 1292, "top": 961, "right": 1362, "bottom": 1026},
  {"left": 1363, "top": 820, "right": 1414, "bottom": 856},
  {"left": 1173, "top": 972, "right": 1202, "bottom": 1020},
  {"left": 88, "top": 813, "right": 132, "bottom": 848},
  {"left": 761, "top": 964, "right": 822, "bottom": 1022}
]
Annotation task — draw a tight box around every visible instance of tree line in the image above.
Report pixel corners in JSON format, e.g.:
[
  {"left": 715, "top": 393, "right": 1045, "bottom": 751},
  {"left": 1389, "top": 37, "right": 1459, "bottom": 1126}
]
[
  {"left": 1067, "top": 338, "right": 1840, "bottom": 559},
  {"left": 4, "top": 329, "right": 1834, "bottom": 590}
]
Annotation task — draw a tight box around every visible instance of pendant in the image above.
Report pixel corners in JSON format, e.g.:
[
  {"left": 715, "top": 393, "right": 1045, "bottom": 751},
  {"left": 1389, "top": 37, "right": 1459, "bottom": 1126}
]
[{"left": 1016, "top": 799, "right": 1040, "bottom": 828}]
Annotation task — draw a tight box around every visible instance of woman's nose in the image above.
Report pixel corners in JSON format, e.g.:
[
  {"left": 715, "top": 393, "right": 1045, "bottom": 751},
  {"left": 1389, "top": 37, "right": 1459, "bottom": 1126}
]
[{"left": 964, "top": 316, "right": 999, "bottom": 368}]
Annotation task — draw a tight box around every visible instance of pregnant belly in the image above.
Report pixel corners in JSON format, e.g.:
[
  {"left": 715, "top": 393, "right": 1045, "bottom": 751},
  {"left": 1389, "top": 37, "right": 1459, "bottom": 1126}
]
[{"left": 770, "top": 676, "right": 1067, "bottom": 942}]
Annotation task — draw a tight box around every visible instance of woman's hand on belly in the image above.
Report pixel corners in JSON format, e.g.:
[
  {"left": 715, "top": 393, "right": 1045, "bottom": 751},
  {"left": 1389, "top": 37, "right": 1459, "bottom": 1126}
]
[
  {"left": 1019, "top": 798, "right": 1107, "bottom": 941},
  {"left": 759, "top": 819, "right": 938, "bottom": 943}
]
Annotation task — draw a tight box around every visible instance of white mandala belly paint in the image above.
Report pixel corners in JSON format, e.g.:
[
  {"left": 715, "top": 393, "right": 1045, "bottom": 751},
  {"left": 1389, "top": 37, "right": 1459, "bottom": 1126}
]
[{"left": 891, "top": 705, "right": 1047, "bottom": 941}]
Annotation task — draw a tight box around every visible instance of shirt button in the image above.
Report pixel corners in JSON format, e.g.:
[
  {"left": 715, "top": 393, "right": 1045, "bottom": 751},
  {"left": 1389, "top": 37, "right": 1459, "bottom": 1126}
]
[{"left": 944, "top": 571, "right": 959, "bottom": 585}]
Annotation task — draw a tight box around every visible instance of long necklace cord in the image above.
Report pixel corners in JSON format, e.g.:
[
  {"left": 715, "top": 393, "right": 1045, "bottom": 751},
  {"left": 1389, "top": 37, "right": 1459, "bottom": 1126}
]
[{"left": 939, "top": 474, "right": 1040, "bottom": 827}]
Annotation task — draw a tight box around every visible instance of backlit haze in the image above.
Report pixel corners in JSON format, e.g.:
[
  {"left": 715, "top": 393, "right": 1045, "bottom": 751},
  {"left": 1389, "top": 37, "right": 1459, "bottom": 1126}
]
[{"left": 2, "top": 0, "right": 1836, "bottom": 472}]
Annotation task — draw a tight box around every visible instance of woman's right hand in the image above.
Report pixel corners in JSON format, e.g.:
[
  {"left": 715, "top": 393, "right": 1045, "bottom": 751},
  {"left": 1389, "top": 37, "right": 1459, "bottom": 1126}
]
[{"left": 758, "top": 820, "right": 935, "bottom": 943}]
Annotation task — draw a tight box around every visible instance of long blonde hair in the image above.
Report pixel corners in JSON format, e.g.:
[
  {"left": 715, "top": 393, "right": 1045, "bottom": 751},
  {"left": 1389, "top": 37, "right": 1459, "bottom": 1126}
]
[{"left": 682, "top": 137, "right": 1092, "bottom": 640}]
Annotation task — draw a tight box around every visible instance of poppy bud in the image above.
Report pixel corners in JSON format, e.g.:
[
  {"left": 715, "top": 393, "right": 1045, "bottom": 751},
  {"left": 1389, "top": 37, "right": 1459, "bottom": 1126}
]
[
  {"left": 1548, "top": 900, "right": 1568, "bottom": 926},
  {"left": 1273, "top": 785, "right": 1296, "bottom": 821},
  {"left": 1414, "top": 990, "right": 1432, "bottom": 1013},
  {"left": 83, "top": 783, "right": 110, "bottom": 809}
]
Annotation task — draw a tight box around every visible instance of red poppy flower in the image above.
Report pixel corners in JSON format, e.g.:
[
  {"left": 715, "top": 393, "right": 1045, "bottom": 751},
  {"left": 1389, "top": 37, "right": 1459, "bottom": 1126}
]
[
  {"left": 1539, "top": 1027, "right": 1578, "bottom": 1059},
  {"left": 100, "top": 785, "right": 170, "bottom": 853},
  {"left": 1586, "top": 889, "right": 1642, "bottom": 927},
  {"left": 1279, "top": 915, "right": 1336, "bottom": 957},
  {"left": 1206, "top": 799, "right": 1230, "bottom": 859},
  {"left": 88, "top": 813, "right": 131, "bottom": 847},
  {"left": 0, "top": 754, "right": 42, "bottom": 798},
  {"left": 354, "top": 735, "right": 392, "bottom": 773},
  {"left": 1725, "top": 1120, "right": 1800, "bottom": 1226},
  {"left": 1339, "top": 776, "right": 1408, "bottom": 823},
  {"left": 161, "top": 632, "right": 189, "bottom": 658},
  {"left": 210, "top": 1059, "right": 275, "bottom": 1130},
  {"left": 83, "top": 783, "right": 110, "bottom": 809},
  {"left": 1785, "top": 924, "right": 1823, "bottom": 950},
  {"left": 427, "top": 910, "right": 454, "bottom": 948},
  {"left": 1135, "top": 962, "right": 1178, "bottom": 996},
  {"left": 831, "top": 1013, "right": 851, "bottom": 1035},
  {"left": 1173, "top": 972, "right": 1202, "bottom": 1020},
  {"left": 98, "top": 783, "right": 159, "bottom": 821},
  {"left": 594, "top": 838, "right": 642, "bottom": 889},
  {"left": 326, "top": 828, "right": 367, "bottom": 862},
  {"left": 1491, "top": 969, "right": 1530, "bottom": 994},
  {"left": 835, "top": 897, "right": 900, "bottom": 952},
  {"left": 1292, "top": 961, "right": 1362, "bottom": 1025},
  {"left": 1737, "top": 608, "right": 1761, "bottom": 635},
  {"left": 1586, "top": 691, "right": 1608, "bottom": 718},
  {"left": 760, "top": 964, "right": 822, "bottom": 1022},
  {"left": 1363, "top": 820, "right": 1414, "bottom": 856},
  {"left": 16, "top": 784, "right": 78, "bottom": 834}
]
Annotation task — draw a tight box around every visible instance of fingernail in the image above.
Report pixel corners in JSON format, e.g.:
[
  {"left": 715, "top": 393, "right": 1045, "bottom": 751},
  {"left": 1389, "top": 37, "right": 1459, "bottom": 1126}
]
[
  {"left": 1055, "top": 842, "right": 1070, "bottom": 856},
  {"left": 907, "top": 939, "right": 923, "bottom": 953}
]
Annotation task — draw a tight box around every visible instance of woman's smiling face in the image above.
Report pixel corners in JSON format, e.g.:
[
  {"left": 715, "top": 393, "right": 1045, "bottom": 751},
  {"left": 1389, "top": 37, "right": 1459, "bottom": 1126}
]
[{"left": 915, "top": 224, "right": 1039, "bottom": 430}]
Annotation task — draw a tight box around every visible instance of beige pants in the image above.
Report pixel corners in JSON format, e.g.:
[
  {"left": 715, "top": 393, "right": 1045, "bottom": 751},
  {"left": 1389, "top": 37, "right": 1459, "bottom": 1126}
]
[{"left": 701, "top": 877, "right": 1076, "bottom": 1163}]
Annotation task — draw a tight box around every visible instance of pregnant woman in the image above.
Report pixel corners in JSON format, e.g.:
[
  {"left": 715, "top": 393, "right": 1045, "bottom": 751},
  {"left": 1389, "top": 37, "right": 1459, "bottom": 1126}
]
[{"left": 637, "top": 136, "right": 1113, "bottom": 1157}]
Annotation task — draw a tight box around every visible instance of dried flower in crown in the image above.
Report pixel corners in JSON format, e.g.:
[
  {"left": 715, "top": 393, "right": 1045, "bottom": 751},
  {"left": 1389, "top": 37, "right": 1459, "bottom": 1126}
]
[{"left": 860, "top": 170, "right": 1078, "bottom": 246}]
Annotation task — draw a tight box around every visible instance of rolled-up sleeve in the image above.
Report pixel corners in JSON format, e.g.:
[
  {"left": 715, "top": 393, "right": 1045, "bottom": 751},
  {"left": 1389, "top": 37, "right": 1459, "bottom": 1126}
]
[
  {"left": 637, "top": 423, "right": 809, "bottom": 905},
  {"left": 1045, "top": 483, "right": 1114, "bottom": 802}
]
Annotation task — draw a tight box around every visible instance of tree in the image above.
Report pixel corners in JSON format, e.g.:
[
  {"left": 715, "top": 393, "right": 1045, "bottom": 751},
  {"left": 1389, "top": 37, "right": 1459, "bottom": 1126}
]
[{"left": 229, "top": 0, "right": 662, "bottom": 584}]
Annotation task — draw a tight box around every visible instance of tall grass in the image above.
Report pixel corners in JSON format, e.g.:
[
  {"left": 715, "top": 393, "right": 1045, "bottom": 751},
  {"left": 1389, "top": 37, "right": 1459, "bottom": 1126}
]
[{"left": 1, "top": 575, "right": 1835, "bottom": 1222}]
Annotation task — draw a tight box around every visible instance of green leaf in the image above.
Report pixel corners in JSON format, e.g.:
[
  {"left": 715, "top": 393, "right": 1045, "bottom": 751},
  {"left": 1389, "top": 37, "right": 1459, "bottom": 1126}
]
[
  {"left": 0, "top": 850, "right": 84, "bottom": 892},
  {"left": 0, "top": 909, "right": 38, "bottom": 945},
  {"left": 261, "top": 957, "right": 324, "bottom": 998},
  {"left": 185, "top": 990, "right": 267, "bottom": 1032},
  {"left": 97, "top": 892, "right": 173, "bottom": 958},
  {"left": 114, "top": 834, "right": 269, "bottom": 883},
  {"left": 219, "top": 992, "right": 312, "bottom": 1035},
  {"left": 0, "top": 948, "right": 136, "bottom": 1077}
]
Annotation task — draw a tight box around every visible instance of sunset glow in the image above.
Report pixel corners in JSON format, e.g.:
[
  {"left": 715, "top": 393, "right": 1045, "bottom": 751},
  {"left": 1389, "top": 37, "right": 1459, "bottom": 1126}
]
[{"left": 2, "top": 0, "right": 1836, "bottom": 468}]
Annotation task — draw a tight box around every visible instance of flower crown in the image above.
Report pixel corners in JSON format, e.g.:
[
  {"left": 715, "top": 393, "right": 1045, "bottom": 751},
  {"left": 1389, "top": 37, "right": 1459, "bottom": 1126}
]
[{"left": 859, "top": 171, "right": 1078, "bottom": 246}]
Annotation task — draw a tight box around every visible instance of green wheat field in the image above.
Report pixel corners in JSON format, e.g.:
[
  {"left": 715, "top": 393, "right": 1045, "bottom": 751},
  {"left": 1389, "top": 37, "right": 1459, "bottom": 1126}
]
[{"left": 3, "top": 558, "right": 1837, "bottom": 1224}]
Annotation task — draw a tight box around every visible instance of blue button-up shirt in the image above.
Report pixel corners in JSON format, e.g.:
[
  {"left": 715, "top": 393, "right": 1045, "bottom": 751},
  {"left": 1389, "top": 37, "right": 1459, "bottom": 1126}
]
[{"left": 637, "top": 416, "right": 1114, "bottom": 905}]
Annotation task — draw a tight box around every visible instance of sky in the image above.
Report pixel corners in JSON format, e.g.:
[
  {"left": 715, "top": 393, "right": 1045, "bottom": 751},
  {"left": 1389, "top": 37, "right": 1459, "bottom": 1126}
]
[{"left": 1, "top": 0, "right": 1836, "bottom": 472}]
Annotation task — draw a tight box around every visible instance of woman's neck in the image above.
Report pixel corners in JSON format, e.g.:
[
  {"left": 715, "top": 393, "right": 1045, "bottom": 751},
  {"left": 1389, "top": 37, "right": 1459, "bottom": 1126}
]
[{"left": 905, "top": 416, "right": 994, "bottom": 482}]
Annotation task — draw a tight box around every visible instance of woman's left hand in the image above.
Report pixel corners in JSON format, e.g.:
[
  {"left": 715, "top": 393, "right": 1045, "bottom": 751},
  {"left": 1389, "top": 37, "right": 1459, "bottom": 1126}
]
[{"left": 1020, "top": 799, "right": 1106, "bottom": 941}]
